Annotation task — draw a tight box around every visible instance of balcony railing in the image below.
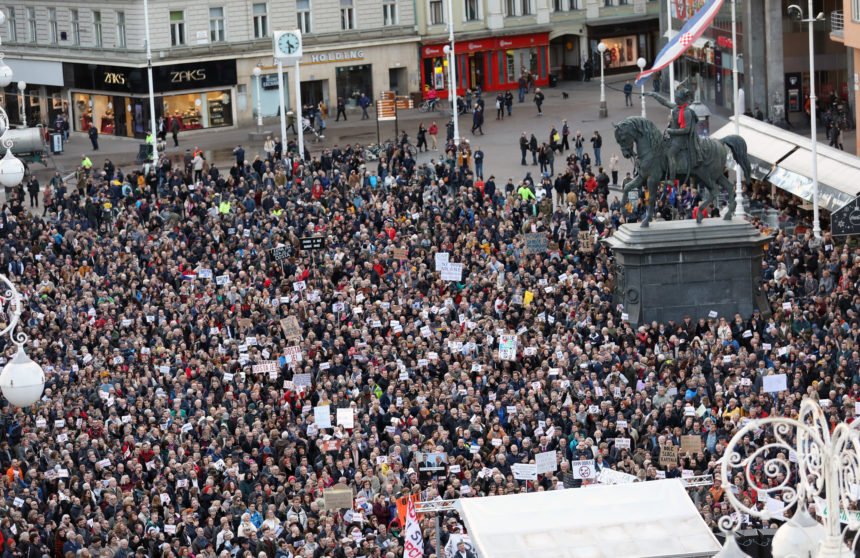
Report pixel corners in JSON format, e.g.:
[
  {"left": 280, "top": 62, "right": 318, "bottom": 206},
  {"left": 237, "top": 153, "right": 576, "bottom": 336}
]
[{"left": 831, "top": 10, "right": 844, "bottom": 36}]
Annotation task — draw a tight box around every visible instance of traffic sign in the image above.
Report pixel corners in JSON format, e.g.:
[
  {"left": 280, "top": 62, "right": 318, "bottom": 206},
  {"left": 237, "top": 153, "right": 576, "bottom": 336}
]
[{"left": 832, "top": 198, "right": 860, "bottom": 236}]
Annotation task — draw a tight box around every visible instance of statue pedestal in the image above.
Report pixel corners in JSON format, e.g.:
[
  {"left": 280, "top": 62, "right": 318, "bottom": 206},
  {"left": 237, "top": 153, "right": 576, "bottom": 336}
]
[{"left": 603, "top": 218, "right": 771, "bottom": 326}]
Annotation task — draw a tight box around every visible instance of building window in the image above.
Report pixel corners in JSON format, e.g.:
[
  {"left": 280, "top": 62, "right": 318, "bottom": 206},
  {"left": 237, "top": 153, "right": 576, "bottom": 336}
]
[
  {"left": 429, "top": 0, "right": 444, "bottom": 24},
  {"left": 70, "top": 9, "right": 80, "bottom": 45},
  {"left": 26, "top": 7, "right": 35, "bottom": 42},
  {"left": 297, "top": 0, "right": 311, "bottom": 33},
  {"left": 569, "top": 0, "right": 581, "bottom": 8},
  {"left": 341, "top": 0, "right": 355, "bottom": 30},
  {"left": 170, "top": 10, "right": 185, "bottom": 46},
  {"left": 383, "top": 0, "right": 397, "bottom": 25},
  {"left": 93, "top": 10, "right": 103, "bottom": 47},
  {"left": 48, "top": 8, "right": 58, "bottom": 44},
  {"left": 521, "top": 0, "right": 532, "bottom": 15},
  {"left": 465, "top": 0, "right": 480, "bottom": 20},
  {"left": 209, "top": 7, "right": 225, "bottom": 42},
  {"left": 116, "top": 11, "right": 126, "bottom": 47},
  {"left": 854, "top": 0, "right": 860, "bottom": 22},
  {"left": 252, "top": 3, "right": 268, "bottom": 38},
  {"left": 6, "top": 7, "right": 15, "bottom": 42},
  {"left": 504, "top": 0, "right": 516, "bottom": 15}
]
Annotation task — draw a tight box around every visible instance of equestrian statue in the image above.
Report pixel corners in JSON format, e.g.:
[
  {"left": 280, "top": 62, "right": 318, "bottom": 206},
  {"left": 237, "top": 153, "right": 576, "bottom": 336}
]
[{"left": 613, "top": 86, "right": 752, "bottom": 227}]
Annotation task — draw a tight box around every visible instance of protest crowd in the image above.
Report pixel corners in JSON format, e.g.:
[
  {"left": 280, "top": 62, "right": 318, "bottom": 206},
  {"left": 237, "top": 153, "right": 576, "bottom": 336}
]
[{"left": 0, "top": 126, "right": 855, "bottom": 558}]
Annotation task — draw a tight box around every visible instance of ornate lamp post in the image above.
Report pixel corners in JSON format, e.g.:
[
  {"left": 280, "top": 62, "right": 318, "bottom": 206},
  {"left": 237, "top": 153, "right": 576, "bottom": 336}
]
[
  {"left": 0, "top": 273, "right": 45, "bottom": 408},
  {"left": 598, "top": 42, "right": 607, "bottom": 118},
  {"left": 717, "top": 399, "right": 858, "bottom": 557},
  {"left": 637, "top": 57, "right": 647, "bottom": 118},
  {"left": 253, "top": 65, "right": 263, "bottom": 134},
  {"left": 16, "top": 81, "right": 25, "bottom": 127}
]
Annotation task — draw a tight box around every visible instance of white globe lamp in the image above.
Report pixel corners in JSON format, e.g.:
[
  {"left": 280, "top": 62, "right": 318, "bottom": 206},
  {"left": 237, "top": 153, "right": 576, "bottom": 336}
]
[
  {"left": 0, "top": 61, "right": 13, "bottom": 89},
  {"left": 771, "top": 507, "right": 827, "bottom": 558},
  {"left": 252, "top": 66, "right": 261, "bottom": 78},
  {"left": 0, "top": 149, "right": 25, "bottom": 188},
  {"left": 16, "top": 80, "right": 25, "bottom": 92},
  {"left": 0, "top": 345, "right": 44, "bottom": 408}
]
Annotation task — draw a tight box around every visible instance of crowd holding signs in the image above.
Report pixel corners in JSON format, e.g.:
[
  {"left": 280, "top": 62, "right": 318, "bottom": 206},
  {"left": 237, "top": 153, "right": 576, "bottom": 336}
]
[{"left": 0, "top": 127, "right": 856, "bottom": 558}]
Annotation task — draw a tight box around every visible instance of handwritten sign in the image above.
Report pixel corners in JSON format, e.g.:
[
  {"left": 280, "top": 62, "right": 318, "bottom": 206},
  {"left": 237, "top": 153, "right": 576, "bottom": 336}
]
[
  {"left": 499, "top": 334, "right": 517, "bottom": 361},
  {"left": 323, "top": 486, "right": 354, "bottom": 510},
  {"left": 535, "top": 451, "right": 557, "bottom": 474},
  {"left": 392, "top": 247, "right": 409, "bottom": 260},
  {"left": 252, "top": 361, "right": 279, "bottom": 375},
  {"left": 440, "top": 262, "right": 463, "bottom": 282},
  {"left": 524, "top": 232, "right": 548, "bottom": 254},
  {"left": 659, "top": 445, "right": 679, "bottom": 467},
  {"left": 280, "top": 316, "right": 302, "bottom": 340},
  {"left": 434, "top": 252, "right": 449, "bottom": 271},
  {"left": 270, "top": 246, "right": 289, "bottom": 262},
  {"left": 680, "top": 435, "right": 702, "bottom": 455},
  {"left": 512, "top": 463, "right": 537, "bottom": 481}
]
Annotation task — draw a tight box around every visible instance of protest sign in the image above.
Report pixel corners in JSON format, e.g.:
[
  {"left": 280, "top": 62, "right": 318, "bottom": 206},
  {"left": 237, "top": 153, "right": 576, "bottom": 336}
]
[
  {"left": 535, "top": 451, "right": 557, "bottom": 474},
  {"left": 269, "top": 246, "right": 289, "bottom": 263},
  {"left": 314, "top": 406, "right": 332, "bottom": 428},
  {"left": 280, "top": 316, "right": 302, "bottom": 340},
  {"left": 392, "top": 247, "right": 409, "bottom": 260},
  {"left": 523, "top": 232, "right": 548, "bottom": 255},
  {"left": 440, "top": 263, "right": 463, "bottom": 282},
  {"left": 215, "top": 274, "right": 230, "bottom": 286},
  {"left": 293, "top": 373, "right": 312, "bottom": 388},
  {"left": 614, "top": 438, "right": 631, "bottom": 450},
  {"left": 420, "top": 452, "right": 448, "bottom": 471},
  {"left": 321, "top": 440, "right": 341, "bottom": 452},
  {"left": 337, "top": 408, "right": 354, "bottom": 429},
  {"left": 444, "top": 535, "right": 475, "bottom": 558},
  {"left": 763, "top": 373, "right": 788, "bottom": 393},
  {"left": 571, "top": 459, "right": 596, "bottom": 480},
  {"left": 680, "top": 435, "right": 702, "bottom": 455},
  {"left": 283, "top": 346, "right": 303, "bottom": 365},
  {"left": 597, "top": 468, "right": 639, "bottom": 485},
  {"left": 499, "top": 334, "right": 517, "bottom": 361},
  {"left": 434, "top": 252, "right": 449, "bottom": 271},
  {"left": 323, "top": 486, "right": 353, "bottom": 510},
  {"left": 511, "top": 463, "right": 538, "bottom": 481},
  {"left": 300, "top": 236, "right": 325, "bottom": 251},
  {"left": 659, "top": 445, "right": 679, "bottom": 466},
  {"left": 578, "top": 231, "right": 595, "bottom": 253},
  {"left": 252, "top": 361, "right": 279, "bottom": 375}
]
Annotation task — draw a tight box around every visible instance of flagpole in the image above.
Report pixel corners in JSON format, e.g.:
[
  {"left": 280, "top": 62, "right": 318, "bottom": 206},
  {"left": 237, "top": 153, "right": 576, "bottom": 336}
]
[{"left": 666, "top": 0, "right": 675, "bottom": 102}]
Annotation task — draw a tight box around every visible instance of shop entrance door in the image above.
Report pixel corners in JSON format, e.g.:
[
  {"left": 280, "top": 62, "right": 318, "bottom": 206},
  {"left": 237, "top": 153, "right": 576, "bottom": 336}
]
[
  {"left": 300, "top": 80, "right": 326, "bottom": 110},
  {"left": 468, "top": 53, "right": 484, "bottom": 91},
  {"left": 388, "top": 68, "right": 408, "bottom": 95}
]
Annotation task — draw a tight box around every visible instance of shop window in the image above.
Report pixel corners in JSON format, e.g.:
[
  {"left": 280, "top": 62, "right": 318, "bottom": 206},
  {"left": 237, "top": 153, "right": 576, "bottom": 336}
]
[
  {"left": 596, "top": 36, "right": 638, "bottom": 69},
  {"left": 70, "top": 9, "right": 80, "bottom": 45},
  {"left": 465, "top": 0, "right": 480, "bottom": 21},
  {"left": 6, "top": 7, "right": 15, "bottom": 43},
  {"left": 297, "top": 0, "right": 312, "bottom": 33},
  {"left": 209, "top": 7, "right": 225, "bottom": 43},
  {"left": 521, "top": 0, "right": 533, "bottom": 15},
  {"left": 429, "top": 0, "right": 444, "bottom": 25},
  {"left": 253, "top": 3, "right": 268, "bottom": 38},
  {"left": 162, "top": 91, "right": 233, "bottom": 130},
  {"left": 116, "top": 11, "right": 127, "bottom": 48},
  {"left": 25, "top": 7, "right": 35, "bottom": 43},
  {"left": 336, "top": 64, "right": 372, "bottom": 104},
  {"left": 341, "top": 0, "right": 355, "bottom": 30},
  {"left": 93, "top": 10, "right": 103, "bottom": 47},
  {"left": 383, "top": 0, "right": 398, "bottom": 26},
  {"left": 170, "top": 11, "right": 186, "bottom": 46}
]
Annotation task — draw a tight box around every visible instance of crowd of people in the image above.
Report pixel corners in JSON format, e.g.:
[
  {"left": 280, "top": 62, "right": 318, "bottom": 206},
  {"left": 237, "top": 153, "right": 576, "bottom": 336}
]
[{"left": 0, "top": 113, "right": 855, "bottom": 558}]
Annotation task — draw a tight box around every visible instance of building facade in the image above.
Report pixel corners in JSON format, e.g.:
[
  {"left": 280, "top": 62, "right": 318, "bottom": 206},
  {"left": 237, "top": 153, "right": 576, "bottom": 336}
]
[
  {"left": 0, "top": 0, "right": 420, "bottom": 134},
  {"left": 414, "top": 0, "right": 661, "bottom": 98},
  {"left": 831, "top": 0, "right": 859, "bottom": 155}
]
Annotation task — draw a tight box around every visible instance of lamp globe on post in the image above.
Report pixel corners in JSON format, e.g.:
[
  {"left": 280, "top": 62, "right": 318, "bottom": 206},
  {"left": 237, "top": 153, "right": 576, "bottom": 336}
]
[
  {"left": 0, "top": 344, "right": 45, "bottom": 408},
  {"left": 0, "top": 62, "right": 13, "bottom": 89},
  {"left": 597, "top": 42, "right": 608, "bottom": 118},
  {"left": 636, "top": 57, "right": 647, "bottom": 118},
  {"left": 0, "top": 149, "right": 25, "bottom": 189},
  {"left": 771, "top": 506, "right": 827, "bottom": 558}
]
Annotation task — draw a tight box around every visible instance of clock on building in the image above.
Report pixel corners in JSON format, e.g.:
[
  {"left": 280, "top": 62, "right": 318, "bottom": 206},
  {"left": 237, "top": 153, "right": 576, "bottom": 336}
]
[{"left": 273, "top": 30, "right": 303, "bottom": 59}]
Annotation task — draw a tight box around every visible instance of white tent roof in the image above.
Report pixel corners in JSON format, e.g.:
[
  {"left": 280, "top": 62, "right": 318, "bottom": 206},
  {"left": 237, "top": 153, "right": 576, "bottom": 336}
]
[{"left": 455, "top": 479, "right": 721, "bottom": 558}]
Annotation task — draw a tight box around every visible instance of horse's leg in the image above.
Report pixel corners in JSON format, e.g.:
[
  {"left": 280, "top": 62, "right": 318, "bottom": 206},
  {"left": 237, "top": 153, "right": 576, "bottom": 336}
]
[
  {"left": 620, "top": 175, "right": 642, "bottom": 207},
  {"left": 718, "top": 174, "right": 736, "bottom": 220},
  {"left": 641, "top": 175, "right": 658, "bottom": 227},
  {"left": 696, "top": 178, "right": 711, "bottom": 224}
]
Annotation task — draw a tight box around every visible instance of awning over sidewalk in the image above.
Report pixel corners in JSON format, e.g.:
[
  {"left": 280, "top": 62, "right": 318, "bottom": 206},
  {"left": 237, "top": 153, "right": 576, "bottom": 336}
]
[{"left": 711, "top": 116, "right": 860, "bottom": 212}]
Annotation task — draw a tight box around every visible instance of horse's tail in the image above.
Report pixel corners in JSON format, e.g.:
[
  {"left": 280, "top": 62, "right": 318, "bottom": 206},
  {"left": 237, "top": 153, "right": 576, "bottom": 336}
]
[{"left": 721, "top": 135, "right": 752, "bottom": 183}]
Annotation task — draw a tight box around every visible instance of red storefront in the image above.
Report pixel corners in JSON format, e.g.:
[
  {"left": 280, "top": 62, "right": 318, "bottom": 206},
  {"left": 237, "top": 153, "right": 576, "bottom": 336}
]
[{"left": 420, "top": 32, "right": 550, "bottom": 99}]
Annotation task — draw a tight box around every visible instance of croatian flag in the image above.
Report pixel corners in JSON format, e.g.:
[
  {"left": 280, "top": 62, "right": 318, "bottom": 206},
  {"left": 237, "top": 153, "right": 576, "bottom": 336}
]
[{"left": 635, "top": 0, "right": 725, "bottom": 86}]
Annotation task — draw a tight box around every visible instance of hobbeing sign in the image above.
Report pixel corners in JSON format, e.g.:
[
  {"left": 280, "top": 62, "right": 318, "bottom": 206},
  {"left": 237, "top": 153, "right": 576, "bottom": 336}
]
[{"left": 307, "top": 50, "right": 365, "bottom": 64}]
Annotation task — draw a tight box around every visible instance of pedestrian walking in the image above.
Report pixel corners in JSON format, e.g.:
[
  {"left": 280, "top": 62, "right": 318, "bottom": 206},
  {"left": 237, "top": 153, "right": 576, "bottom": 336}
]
[
  {"left": 519, "top": 132, "right": 529, "bottom": 165},
  {"left": 471, "top": 105, "right": 484, "bottom": 135},
  {"left": 41, "top": 182, "right": 52, "bottom": 216},
  {"left": 495, "top": 94, "right": 505, "bottom": 120},
  {"left": 233, "top": 144, "right": 245, "bottom": 166},
  {"left": 474, "top": 146, "right": 484, "bottom": 179},
  {"left": 561, "top": 119, "right": 570, "bottom": 152},
  {"left": 417, "top": 123, "right": 428, "bottom": 153},
  {"left": 534, "top": 88, "right": 545, "bottom": 116},
  {"left": 609, "top": 153, "right": 620, "bottom": 185},
  {"left": 591, "top": 131, "right": 602, "bottom": 166},
  {"left": 429, "top": 121, "right": 439, "bottom": 150},
  {"left": 446, "top": 121, "right": 454, "bottom": 142},
  {"left": 624, "top": 81, "right": 633, "bottom": 107},
  {"left": 336, "top": 97, "right": 347, "bottom": 121},
  {"left": 518, "top": 75, "right": 527, "bottom": 103},
  {"left": 529, "top": 133, "right": 538, "bottom": 165},
  {"left": 171, "top": 117, "right": 180, "bottom": 147},
  {"left": 359, "top": 93, "right": 371, "bottom": 120},
  {"left": 88, "top": 125, "right": 99, "bottom": 151},
  {"left": 504, "top": 90, "right": 513, "bottom": 116},
  {"left": 549, "top": 126, "right": 560, "bottom": 154},
  {"left": 574, "top": 131, "right": 584, "bottom": 160}
]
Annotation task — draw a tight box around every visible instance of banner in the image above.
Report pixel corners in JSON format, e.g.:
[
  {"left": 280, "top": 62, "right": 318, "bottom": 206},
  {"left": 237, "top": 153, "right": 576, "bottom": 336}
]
[
  {"left": 403, "top": 498, "right": 424, "bottom": 558},
  {"left": 597, "top": 468, "right": 639, "bottom": 485},
  {"left": 512, "top": 463, "right": 537, "bottom": 481}
]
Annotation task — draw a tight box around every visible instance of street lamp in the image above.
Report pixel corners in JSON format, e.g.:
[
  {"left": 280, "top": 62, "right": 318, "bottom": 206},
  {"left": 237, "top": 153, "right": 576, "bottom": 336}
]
[
  {"left": 252, "top": 65, "right": 263, "bottom": 133},
  {"left": 788, "top": 2, "right": 824, "bottom": 239},
  {"left": 142, "top": 0, "right": 159, "bottom": 164},
  {"left": 716, "top": 399, "right": 856, "bottom": 558},
  {"left": 598, "top": 42, "right": 607, "bottom": 118},
  {"left": 636, "top": 57, "right": 647, "bottom": 118},
  {"left": 445, "top": 0, "right": 459, "bottom": 144},
  {"left": 16, "top": 81, "right": 25, "bottom": 127},
  {"left": 730, "top": 0, "right": 746, "bottom": 218}
]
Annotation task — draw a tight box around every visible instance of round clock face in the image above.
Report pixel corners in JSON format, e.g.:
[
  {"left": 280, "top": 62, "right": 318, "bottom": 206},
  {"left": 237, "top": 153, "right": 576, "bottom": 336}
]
[{"left": 278, "top": 33, "right": 300, "bottom": 55}]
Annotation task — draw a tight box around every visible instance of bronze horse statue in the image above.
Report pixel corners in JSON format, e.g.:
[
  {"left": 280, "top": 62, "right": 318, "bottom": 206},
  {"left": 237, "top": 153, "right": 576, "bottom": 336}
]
[{"left": 613, "top": 116, "right": 751, "bottom": 227}]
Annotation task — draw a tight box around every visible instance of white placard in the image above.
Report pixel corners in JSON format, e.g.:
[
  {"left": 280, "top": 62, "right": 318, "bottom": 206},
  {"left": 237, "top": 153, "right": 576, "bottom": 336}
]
[
  {"left": 535, "top": 451, "right": 557, "bottom": 474},
  {"left": 216, "top": 274, "right": 230, "bottom": 286},
  {"left": 511, "top": 463, "right": 538, "bottom": 481},
  {"left": 434, "top": 252, "right": 449, "bottom": 271},
  {"left": 314, "top": 406, "right": 332, "bottom": 428},
  {"left": 571, "top": 459, "right": 596, "bottom": 479},
  {"left": 440, "top": 263, "right": 463, "bottom": 282},
  {"left": 763, "top": 374, "right": 788, "bottom": 393},
  {"left": 337, "top": 408, "right": 354, "bottom": 429}
]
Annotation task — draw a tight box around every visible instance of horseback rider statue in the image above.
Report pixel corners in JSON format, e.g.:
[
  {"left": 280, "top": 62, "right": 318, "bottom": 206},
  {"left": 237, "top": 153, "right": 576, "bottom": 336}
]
[{"left": 644, "top": 86, "right": 702, "bottom": 182}]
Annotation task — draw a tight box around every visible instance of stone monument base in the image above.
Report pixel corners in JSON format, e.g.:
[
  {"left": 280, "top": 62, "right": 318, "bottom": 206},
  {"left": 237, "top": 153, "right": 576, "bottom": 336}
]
[{"left": 603, "top": 218, "right": 771, "bottom": 326}]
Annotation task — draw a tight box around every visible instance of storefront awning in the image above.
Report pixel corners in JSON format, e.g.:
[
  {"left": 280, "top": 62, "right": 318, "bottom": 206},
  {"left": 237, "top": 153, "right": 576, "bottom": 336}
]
[
  {"left": 4, "top": 59, "right": 63, "bottom": 87},
  {"left": 711, "top": 116, "right": 860, "bottom": 212}
]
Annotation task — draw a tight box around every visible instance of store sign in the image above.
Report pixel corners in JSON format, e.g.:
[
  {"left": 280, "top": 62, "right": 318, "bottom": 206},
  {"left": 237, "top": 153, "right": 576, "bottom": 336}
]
[
  {"left": 103, "top": 72, "right": 127, "bottom": 85},
  {"left": 69, "top": 60, "right": 237, "bottom": 94},
  {"left": 306, "top": 50, "right": 364, "bottom": 65},
  {"left": 170, "top": 69, "right": 206, "bottom": 83},
  {"left": 422, "top": 33, "right": 548, "bottom": 58},
  {"left": 261, "top": 74, "right": 281, "bottom": 90}
]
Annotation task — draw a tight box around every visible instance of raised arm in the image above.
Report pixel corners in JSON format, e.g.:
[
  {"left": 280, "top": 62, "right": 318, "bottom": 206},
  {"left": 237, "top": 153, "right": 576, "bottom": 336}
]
[{"left": 644, "top": 91, "right": 676, "bottom": 110}]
